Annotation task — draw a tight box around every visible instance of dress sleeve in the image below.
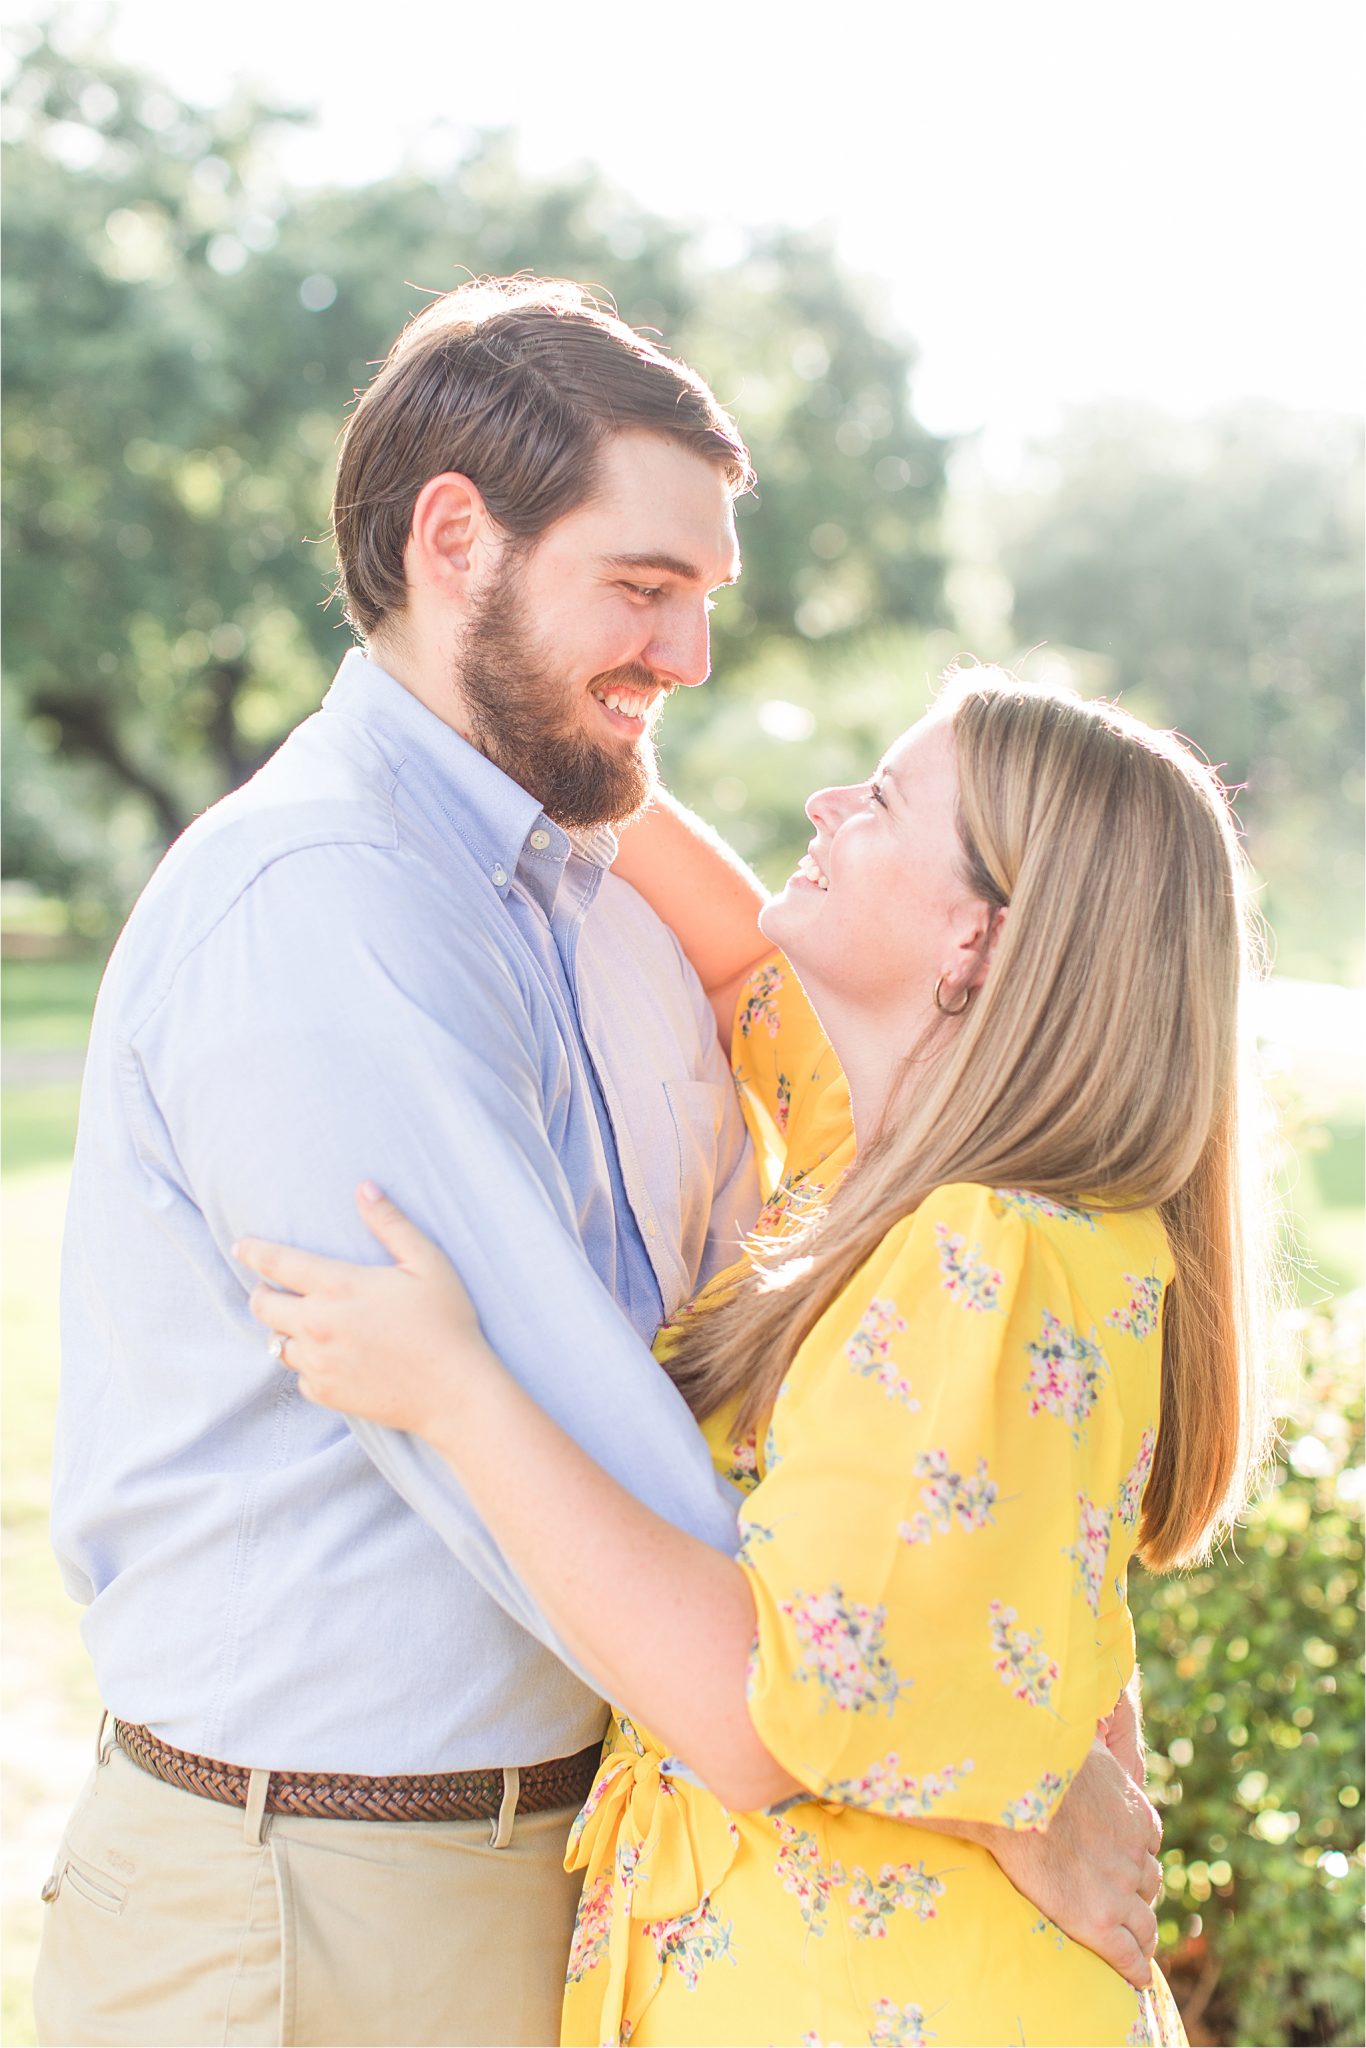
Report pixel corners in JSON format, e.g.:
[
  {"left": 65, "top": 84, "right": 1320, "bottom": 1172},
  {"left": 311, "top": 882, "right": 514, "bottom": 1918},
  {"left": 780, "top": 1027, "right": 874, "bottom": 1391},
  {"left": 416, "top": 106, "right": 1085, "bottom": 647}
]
[
  {"left": 730, "top": 952, "right": 850, "bottom": 1197},
  {"left": 737, "top": 1182, "right": 1131, "bottom": 1830}
]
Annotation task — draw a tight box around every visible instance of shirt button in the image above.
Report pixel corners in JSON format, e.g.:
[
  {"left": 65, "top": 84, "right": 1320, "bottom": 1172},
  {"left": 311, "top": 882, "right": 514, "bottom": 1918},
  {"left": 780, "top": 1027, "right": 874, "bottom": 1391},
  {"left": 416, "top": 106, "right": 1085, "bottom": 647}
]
[
  {"left": 491, "top": 864, "right": 508, "bottom": 888},
  {"left": 529, "top": 829, "right": 551, "bottom": 851},
  {"left": 645, "top": 1219, "right": 659, "bottom": 1238}
]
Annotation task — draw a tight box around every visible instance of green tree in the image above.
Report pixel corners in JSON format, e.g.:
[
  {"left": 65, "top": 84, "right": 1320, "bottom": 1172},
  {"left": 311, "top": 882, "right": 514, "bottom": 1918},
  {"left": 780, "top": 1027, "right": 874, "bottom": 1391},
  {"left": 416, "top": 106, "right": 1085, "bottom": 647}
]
[
  {"left": 1, "top": 28, "right": 947, "bottom": 923},
  {"left": 985, "top": 403, "right": 1365, "bottom": 981}
]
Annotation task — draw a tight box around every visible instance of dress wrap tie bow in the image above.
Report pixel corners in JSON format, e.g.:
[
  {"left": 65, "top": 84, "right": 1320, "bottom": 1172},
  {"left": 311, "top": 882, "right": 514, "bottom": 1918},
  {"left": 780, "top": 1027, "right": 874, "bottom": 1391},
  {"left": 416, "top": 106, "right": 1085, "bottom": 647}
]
[{"left": 563, "top": 1744, "right": 740, "bottom": 2045}]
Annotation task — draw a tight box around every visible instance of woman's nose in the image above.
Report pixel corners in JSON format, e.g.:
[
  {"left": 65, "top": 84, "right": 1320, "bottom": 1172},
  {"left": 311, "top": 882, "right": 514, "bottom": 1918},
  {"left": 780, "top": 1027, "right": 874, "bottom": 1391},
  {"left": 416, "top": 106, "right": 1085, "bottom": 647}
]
[{"left": 805, "top": 783, "right": 858, "bottom": 832}]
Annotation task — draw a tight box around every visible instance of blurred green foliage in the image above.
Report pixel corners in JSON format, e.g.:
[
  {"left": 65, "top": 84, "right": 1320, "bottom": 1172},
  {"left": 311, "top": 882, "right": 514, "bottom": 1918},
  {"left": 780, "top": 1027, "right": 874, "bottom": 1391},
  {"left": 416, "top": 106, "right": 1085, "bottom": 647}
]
[
  {"left": 987, "top": 407, "right": 1366, "bottom": 981},
  {"left": 1, "top": 27, "right": 945, "bottom": 926},
  {"left": 3, "top": 26, "right": 1363, "bottom": 991},
  {"left": 1133, "top": 1295, "right": 1365, "bottom": 2044}
]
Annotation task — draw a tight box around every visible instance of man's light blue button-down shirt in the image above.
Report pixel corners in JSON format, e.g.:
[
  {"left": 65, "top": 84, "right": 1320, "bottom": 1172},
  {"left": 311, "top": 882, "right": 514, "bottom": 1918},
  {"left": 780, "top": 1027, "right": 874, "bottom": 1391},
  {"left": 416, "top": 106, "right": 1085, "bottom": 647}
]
[{"left": 53, "top": 651, "right": 760, "bottom": 1772}]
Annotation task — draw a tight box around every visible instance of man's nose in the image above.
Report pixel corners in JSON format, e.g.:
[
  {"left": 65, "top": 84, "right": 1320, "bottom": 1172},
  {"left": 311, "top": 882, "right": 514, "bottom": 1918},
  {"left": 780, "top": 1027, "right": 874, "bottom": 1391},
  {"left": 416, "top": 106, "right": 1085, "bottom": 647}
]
[{"left": 647, "top": 605, "right": 711, "bottom": 690}]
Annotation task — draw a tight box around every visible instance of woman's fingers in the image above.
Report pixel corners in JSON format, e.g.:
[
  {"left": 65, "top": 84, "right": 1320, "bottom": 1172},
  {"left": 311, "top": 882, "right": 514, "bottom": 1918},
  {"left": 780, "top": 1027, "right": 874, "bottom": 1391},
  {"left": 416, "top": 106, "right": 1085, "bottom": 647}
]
[
  {"left": 356, "top": 1182, "right": 439, "bottom": 1270},
  {"left": 246, "top": 1282, "right": 312, "bottom": 1336},
  {"left": 234, "top": 1235, "right": 353, "bottom": 1294}
]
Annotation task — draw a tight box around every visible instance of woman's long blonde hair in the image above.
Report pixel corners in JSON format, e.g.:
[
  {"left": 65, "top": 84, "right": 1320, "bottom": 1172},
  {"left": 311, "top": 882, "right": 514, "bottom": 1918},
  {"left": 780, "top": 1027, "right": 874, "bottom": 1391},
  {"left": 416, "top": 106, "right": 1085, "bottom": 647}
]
[{"left": 667, "top": 666, "right": 1274, "bottom": 1570}]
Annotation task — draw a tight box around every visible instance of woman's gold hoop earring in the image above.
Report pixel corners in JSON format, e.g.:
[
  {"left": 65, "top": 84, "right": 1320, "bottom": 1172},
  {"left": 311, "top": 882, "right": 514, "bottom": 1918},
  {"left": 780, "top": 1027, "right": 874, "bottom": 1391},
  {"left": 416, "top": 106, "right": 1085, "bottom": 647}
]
[{"left": 933, "top": 976, "right": 972, "bottom": 1016}]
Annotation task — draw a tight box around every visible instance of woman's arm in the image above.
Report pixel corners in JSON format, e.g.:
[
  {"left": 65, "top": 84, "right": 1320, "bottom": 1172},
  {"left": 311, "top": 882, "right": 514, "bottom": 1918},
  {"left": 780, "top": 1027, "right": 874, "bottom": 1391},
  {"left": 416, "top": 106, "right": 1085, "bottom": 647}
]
[
  {"left": 611, "top": 789, "right": 771, "bottom": 1040},
  {"left": 239, "top": 1186, "right": 800, "bottom": 1811},
  {"left": 236, "top": 1189, "right": 1162, "bottom": 1987}
]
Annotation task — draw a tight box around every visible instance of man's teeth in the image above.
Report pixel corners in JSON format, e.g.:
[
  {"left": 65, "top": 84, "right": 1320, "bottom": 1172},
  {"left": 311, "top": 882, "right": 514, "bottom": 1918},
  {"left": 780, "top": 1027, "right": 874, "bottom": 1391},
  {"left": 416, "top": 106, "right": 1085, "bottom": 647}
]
[
  {"left": 594, "top": 690, "right": 649, "bottom": 721},
  {"left": 796, "top": 852, "right": 829, "bottom": 891}
]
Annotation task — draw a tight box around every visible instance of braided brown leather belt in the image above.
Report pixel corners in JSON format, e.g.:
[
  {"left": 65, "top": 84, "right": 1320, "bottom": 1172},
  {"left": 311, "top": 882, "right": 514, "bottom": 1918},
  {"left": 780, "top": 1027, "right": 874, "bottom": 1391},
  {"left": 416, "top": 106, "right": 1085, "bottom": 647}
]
[{"left": 114, "top": 1719, "right": 602, "bottom": 1823}]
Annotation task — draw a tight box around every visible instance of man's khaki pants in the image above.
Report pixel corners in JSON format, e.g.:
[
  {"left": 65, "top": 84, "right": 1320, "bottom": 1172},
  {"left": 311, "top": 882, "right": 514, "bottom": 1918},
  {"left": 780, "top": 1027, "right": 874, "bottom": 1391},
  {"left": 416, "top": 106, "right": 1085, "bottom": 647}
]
[{"left": 33, "top": 1733, "right": 585, "bottom": 2047}]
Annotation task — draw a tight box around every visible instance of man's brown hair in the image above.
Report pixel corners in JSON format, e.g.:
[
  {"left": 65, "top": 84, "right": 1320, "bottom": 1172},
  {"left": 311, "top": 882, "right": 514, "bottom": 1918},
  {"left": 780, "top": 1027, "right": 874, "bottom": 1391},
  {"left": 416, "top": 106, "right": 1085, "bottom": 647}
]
[{"left": 331, "top": 277, "right": 754, "bottom": 637}]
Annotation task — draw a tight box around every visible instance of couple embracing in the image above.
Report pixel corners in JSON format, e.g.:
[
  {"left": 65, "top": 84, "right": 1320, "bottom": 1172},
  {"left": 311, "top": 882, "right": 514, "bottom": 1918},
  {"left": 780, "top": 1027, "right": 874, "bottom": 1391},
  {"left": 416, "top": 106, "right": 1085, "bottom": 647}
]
[{"left": 38, "top": 279, "right": 1265, "bottom": 2047}]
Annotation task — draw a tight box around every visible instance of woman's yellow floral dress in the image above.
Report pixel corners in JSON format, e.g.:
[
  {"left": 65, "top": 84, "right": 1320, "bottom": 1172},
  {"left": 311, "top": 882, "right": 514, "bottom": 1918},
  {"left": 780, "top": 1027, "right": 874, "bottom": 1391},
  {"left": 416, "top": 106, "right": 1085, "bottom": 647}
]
[{"left": 560, "top": 956, "right": 1187, "bottom": 2048}]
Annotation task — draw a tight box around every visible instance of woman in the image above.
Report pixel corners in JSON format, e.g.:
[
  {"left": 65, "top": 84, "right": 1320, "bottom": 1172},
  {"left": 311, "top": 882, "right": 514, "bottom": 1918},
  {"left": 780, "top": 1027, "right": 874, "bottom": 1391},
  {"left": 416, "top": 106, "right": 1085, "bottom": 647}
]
[{"left": 237, "top": 666, "right": 1269, "bottom": 2046}]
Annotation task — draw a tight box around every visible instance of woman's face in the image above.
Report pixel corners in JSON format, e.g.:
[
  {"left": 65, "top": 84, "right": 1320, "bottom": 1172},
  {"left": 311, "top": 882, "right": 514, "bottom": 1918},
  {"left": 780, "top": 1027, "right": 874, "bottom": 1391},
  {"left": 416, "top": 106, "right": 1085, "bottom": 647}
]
[{"left": 761, "top": 715, "right": 995, "bottom": 1021}]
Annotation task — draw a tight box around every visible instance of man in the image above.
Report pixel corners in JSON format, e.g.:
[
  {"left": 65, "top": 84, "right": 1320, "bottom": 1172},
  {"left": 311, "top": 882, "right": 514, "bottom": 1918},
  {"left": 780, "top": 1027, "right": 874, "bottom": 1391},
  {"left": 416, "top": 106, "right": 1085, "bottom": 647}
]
[{"left": 37, "top": 279, "right": 1159, "bottom": 2046}]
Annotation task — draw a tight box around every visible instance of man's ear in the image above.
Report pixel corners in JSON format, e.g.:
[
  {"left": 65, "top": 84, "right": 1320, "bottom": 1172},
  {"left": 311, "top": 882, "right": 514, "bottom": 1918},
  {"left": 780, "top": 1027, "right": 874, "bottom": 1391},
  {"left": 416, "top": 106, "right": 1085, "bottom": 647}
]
[{"left": 405, "top": 473, "right": 493, "bottom": 607}]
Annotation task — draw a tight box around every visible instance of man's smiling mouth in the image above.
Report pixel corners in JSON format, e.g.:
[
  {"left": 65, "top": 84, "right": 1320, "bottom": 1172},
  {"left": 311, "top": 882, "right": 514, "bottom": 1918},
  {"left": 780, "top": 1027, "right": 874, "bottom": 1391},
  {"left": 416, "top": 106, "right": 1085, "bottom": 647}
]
[{"left": 590, "top": 685, "right": 660, "bottom": 731}]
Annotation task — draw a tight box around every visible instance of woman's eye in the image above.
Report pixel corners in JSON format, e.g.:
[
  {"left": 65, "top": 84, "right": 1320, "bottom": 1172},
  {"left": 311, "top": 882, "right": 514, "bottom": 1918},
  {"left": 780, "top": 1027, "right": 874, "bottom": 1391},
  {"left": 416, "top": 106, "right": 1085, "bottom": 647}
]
[{"left": 868, "top": 779, "right": 888, "bottom": 808}]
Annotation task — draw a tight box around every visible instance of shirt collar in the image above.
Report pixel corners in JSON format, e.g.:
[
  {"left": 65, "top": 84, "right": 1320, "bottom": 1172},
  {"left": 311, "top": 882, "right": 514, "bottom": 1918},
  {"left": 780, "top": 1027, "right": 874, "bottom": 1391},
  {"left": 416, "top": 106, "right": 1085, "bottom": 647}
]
[{"left": 322, "top": 649, "right": 617, "bottom": 900}]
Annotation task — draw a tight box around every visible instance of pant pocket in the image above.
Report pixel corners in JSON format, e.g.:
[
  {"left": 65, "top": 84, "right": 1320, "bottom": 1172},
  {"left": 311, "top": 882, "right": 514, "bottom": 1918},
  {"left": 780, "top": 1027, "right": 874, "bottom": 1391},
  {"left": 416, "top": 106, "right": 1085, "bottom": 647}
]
[{"left": 49, "top": 1848, "right": 129, "bottom": 1915}]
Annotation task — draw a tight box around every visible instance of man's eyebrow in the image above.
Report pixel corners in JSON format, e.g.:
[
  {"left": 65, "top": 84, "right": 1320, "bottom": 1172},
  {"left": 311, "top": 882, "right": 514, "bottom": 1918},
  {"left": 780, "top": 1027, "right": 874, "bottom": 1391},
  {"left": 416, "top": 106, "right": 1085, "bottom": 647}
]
[{"left": 600, "top": 551, "right": 741, "bottom": 587}]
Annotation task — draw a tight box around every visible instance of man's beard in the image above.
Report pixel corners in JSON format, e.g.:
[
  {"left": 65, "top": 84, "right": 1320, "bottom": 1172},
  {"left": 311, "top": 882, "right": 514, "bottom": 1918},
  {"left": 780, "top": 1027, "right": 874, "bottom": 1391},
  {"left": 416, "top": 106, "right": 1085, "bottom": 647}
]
[{"left": 456, "top": 560, "right": 664, "bottom": 829}]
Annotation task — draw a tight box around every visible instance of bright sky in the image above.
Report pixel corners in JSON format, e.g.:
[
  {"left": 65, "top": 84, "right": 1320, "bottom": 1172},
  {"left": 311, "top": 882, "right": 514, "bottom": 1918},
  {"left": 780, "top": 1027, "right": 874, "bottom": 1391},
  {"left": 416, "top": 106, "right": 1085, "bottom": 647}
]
[{"left": 10, "top": 0, "right": 1364, "bottom": 443}]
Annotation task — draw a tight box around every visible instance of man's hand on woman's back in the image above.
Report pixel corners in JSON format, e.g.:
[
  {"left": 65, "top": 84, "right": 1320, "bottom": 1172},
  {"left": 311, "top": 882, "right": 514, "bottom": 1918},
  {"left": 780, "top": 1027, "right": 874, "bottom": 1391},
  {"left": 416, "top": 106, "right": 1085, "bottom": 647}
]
[{"left": 917, "top": 1735, "right": 1163, "bottom": 1990}]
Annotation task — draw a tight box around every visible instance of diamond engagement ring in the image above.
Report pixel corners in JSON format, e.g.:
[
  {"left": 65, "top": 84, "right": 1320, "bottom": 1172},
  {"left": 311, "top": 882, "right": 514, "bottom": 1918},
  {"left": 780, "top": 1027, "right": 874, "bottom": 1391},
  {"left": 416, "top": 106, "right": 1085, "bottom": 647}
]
[{"left": 267, "top": 1333, "right": 288, "bottom": 1364}]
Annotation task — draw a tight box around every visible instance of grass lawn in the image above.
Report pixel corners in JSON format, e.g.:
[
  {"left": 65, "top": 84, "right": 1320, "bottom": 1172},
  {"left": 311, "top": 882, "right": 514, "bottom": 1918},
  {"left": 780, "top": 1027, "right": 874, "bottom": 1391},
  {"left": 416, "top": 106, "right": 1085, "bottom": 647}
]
[
  {"left": 0, "top": 953, "right": 1359, "bottom": 2043},
  {"left": 1, "top": 954, "right": 105, "bottom": 1054},
  {"left": 1, "top": 959, "right": 107, "bottom": 2042},
  {"left": 1, "top": 1142, "right": 100, "bottom": 2047}
]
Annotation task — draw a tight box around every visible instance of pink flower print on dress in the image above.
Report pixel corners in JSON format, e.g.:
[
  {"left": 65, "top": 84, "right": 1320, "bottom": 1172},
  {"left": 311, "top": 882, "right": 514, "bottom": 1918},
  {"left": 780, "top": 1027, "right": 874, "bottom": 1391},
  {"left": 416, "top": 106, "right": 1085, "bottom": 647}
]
[
  {"left": 818, "top": 1752, "right": 975, "bottom": 1818},
  {"left": 868, "top": 1999, "right": 937, "bottom": 2047},
  {"left": 898, "top": 1449, "right": 999, "bottom": 1546},
  {"left": 1023, "top": 1310, "right": 1109, "bottom": 1441},
  {"left": 846, "top": 1860, "right": 946, "bottom": 1938},
  {"left": 1031, "top": 1913, "right": 1068, "bottom": 1950},
  {"left": 777, "top": 1585, "right": 912, "bottom": 1715},
  {"left": 1106, "top": 1270, "right": 1164, "bottom": 1341},
  {"left": 988, "top": 1600, "right": 1060, "bottom": 1709},
  {"left": 754, "top": 1169, "right": 828, "bottom": 1239},
  {"left": 760, "top": 1370, "right": 798, "bottom": 1475},
  {"left": 736, "top": 1516, "right": 775, "bottom": 1567},
  {"left": 1001, "top": 1766, "right": 1074, "bottom": 1829},
  {"left": 646, "top": 1898, "right": 736, "bottom": 1991},
  {"left": 845, "top": 1298, "right": 918, "bottom": 1408},
  {"left": 1064, "top": 1493, "right": 1113, "bottom": 1615},
  {"left": 564, "top": 1871, "right": 613, "bottom": 1984},
  {"left": 721, "top": 1430, "right": 760, "bottom": 1493},
  {"left": 990, "top": 1188, "right": 1096, "bottom": 1230},
  {"left": 615, "top": 1712, "right": 647, "bottom": 1756},
  {"left": 773, "top": 1818, "right": 846, "bottom": 1937},
  {"left": 737, "top": 962, "right": 785, "bottom": 1039},
  {"left": 1118, "top": 1426, "right": 1158, "bottom": 1530},
  {"left": 934, "top": 1224, "right": 1004, "bottom": 1312},
  {"left": 774, "top": 1070, "right": 792, "bottom": 1133},
  {"left": 565, "top": 1752, "right": 630, "bottom": 1864}
]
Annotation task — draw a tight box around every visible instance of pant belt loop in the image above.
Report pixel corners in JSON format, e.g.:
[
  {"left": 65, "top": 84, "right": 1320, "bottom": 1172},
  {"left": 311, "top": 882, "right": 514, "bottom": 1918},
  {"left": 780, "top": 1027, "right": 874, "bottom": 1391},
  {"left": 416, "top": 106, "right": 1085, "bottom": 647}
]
[
  {"left": 95, "top": 1709, "right": 113, "bottom": 1767},
  {"left": 243, "top": 1768, "right": 272, "bottom": 1847},
  {"left": 489, "top": 1766, "right": 519, "bottom": 1850}
]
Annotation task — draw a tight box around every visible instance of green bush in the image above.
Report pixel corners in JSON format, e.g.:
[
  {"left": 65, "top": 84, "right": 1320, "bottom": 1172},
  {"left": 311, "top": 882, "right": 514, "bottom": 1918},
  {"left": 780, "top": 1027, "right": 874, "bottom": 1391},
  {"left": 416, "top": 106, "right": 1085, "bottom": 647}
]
[{"left": 1133, "top": 1294, "right": 1365, "bottom": 2044}]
